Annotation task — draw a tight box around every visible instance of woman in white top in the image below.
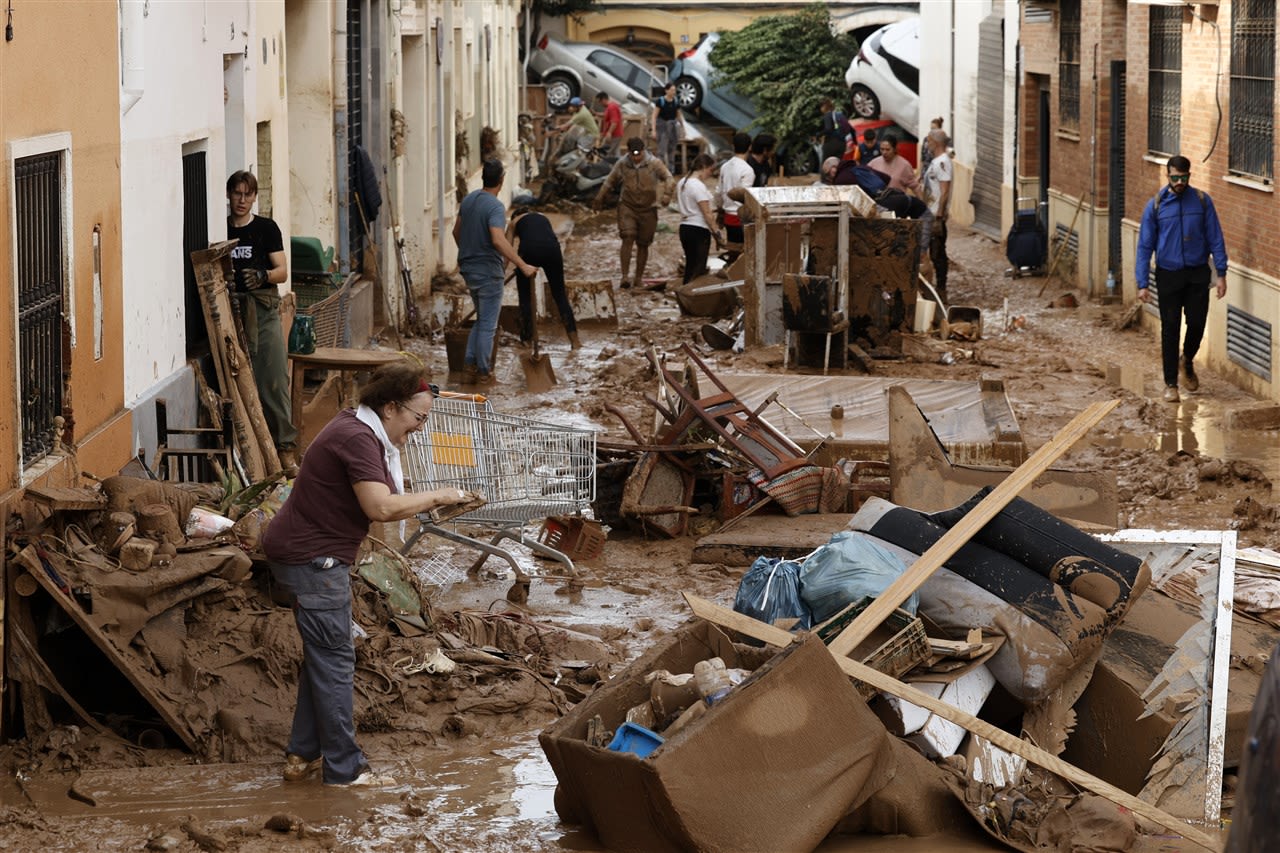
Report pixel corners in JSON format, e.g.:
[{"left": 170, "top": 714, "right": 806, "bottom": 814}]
[{"left": 676, "top": 153, "right": 722, "bottom": 284}]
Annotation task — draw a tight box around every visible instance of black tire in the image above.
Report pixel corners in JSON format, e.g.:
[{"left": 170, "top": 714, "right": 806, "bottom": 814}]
[
  {"left": 783, "top": 145, "right": 819, "bottom": 176},
  {"left": 850, "top": 84, "right": 880, "bottom": 119},
  {"left": 543, "top": 73, "right": 578, "bottom": 110},
  {"left": 674, "top": 76, "right": 702, "bottom": 110}
]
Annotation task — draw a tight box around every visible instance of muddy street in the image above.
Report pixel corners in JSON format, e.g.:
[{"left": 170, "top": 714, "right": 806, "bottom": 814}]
[{"left": 1, "top": 190, "right": 1273, "bottom": 852}]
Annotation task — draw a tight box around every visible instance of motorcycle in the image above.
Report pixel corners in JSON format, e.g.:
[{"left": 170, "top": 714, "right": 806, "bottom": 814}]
[{"left": 538, "top": 126, "right": 618, "bottom": 204}]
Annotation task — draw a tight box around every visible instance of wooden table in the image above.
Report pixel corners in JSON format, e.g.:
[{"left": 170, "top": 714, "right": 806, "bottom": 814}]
[{"left": 289, "top": 347, "right": 403, "bottom": 438}]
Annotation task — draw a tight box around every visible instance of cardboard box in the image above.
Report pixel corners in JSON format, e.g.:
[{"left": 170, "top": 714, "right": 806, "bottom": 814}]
[{"left": 540, "top": 622, "right": 896, "bottom": 853}]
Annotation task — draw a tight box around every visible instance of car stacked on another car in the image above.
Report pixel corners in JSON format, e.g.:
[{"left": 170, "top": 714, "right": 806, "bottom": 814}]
[
  {"left": 527, "top": 35, "right": 730, "bottom": 166},
  {"left": 844, "top": 17, "right": 919, "bottom": 130}
]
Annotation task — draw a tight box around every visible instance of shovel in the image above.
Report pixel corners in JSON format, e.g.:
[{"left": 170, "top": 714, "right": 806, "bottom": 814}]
[{"left": 520, "top": 270, "right": 557, "bottom": 393}]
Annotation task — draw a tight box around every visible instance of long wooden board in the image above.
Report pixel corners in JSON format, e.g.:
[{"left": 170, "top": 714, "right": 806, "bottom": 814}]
[
  {"left": 827, "top": 398, "right": 1119, "bottom": 659},
  {"left": 683, "top": 593, "right": 1220, "bottom": 853}
]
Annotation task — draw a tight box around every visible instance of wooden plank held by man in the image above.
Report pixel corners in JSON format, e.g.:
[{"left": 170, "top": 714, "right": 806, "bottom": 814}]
[{"left": 190, "top": 240, "right": 280, "bottom": 481}]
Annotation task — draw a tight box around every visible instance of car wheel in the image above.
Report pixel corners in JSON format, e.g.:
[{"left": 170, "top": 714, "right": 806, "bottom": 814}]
[
  {"left": 674, "top": 76, "right": 702, "bottom": 110},
  {"left": 850, "top": 84, "right": 880, "bottom": 119},
  {"left": 543, "top": 74, "right": 577, "bottom": 110},
  {"left": 784, "top": 146, "right": 819, "bottom": 176}
]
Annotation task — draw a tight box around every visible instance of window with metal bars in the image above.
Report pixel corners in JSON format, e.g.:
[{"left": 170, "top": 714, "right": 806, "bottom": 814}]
[
  {"left": 1058, "top": 0, "right": 1081, "bottom": 130},
  {"left": 1229, "top": 0, "right": 1275, "bottom": 181},
  {"left": 1148, "top": 6, "right": 1182, "bottom": 156},
  {"left": 14, "top": 152, "right": 66, "bottom": 466}
]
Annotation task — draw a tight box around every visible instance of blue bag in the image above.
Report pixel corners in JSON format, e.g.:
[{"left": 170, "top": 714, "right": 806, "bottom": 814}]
[
  {"left": 733, "top": 556, "right": 812, "bottom": 632},
  {"left": 798, "top": 530, "right": 915, "bottom": 623}
]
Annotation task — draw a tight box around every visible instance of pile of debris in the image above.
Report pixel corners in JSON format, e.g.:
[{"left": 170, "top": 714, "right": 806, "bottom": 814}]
[
  {"left": 5, "top": 473, "right": 617, "bottom": 766},
  {"left": 542, "top": 399, "right": 1248, "bottom": 852}
]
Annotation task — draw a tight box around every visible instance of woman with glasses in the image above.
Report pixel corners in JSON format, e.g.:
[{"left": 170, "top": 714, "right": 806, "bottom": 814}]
[{"left": 261, "top": 359, "right": 478, "bottom": 787}]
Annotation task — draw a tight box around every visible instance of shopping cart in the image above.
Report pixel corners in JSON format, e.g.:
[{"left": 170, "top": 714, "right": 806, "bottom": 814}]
[{"left": 400, "top": 395, "right": 597, "bottom": 581}]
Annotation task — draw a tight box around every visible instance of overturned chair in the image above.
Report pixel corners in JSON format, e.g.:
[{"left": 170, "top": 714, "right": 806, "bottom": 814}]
[{"left": 400, "top": 394, "right": 597, "bottom": 582}]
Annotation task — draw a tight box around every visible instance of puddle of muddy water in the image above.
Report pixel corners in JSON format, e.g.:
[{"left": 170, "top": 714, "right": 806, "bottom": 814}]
[{"left": 1093, "top": 367, "right": 1280, "bottom": 483}]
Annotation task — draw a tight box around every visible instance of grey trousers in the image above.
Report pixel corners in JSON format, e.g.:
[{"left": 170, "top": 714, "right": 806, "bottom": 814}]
[{"left": 270, "top": 557, "right": 367, "bottom": 785}]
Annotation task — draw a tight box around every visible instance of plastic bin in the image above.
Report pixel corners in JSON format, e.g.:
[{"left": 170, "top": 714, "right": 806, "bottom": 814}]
[{"left": 607, "top": 722, "right": 664, "bottom": 758}]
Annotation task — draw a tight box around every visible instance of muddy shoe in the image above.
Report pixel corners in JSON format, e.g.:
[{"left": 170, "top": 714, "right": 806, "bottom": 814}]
[
  {"left": 568, "top": 331, "right": 582, "bottom": 350},
  {"left": 619, "top": 277, "right": 632, "bottom": 289},
  {"left": 283, "top": 754, "right": 322, "bottom": 782},
  {"left": 475, "top": 371, "right": 496, "bottom": 387},
  {"left": 461, "top": 365, "right": 478, "bottom": 386},
  {"left": 1183, "top": 359, "right": 1200, "bottom": 392},
  {"left": 278, "top": 447, "right": 300, "bottom": 478},
  {"left": 1163, "top": 385, "right": 1180, "bottom": 403}
]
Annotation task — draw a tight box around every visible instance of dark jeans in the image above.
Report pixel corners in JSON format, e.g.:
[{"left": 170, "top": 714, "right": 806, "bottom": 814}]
[
  {"left": 1155, "top": 264, "right": 1212, "bottom": 388},
  {"left": 270, "top": 556, "right": 366, "bottom": 785},
  {"left": 679, "top": 224, "right": 712, "bottom": 284},
  {"left": 516, "top": 243, "right": 576, "bottom": 340},
  {"left": 929, "top": 219, "right": 949, "bottom": 294}
]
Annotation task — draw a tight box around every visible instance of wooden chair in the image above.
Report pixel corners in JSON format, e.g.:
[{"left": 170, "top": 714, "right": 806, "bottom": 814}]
[{"left": 147, "top": 398, "right": 234, "bottom": 483}]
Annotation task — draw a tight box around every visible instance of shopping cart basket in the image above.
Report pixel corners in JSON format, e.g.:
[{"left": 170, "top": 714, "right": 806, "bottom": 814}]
[{"left": 401, "top": 395, "right": 597, "bottom": 580}]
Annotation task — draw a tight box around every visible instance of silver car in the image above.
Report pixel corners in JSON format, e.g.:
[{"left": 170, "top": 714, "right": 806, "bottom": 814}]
[
  {"left": 528, "top": 35, "right": 662, "bottom": 114},
  {"left": 669, "top": 32, "right": 757, "bottom": 131}
]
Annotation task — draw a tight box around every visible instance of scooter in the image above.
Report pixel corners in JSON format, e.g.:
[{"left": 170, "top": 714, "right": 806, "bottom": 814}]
[{"left": 538, "top": 127, "right": 617, "bottom": 203}]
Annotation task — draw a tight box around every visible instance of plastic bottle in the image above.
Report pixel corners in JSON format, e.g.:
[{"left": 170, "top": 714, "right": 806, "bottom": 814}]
[
  {"left": 1106, "top": 271, "right": 1116, "bottom": 296},
  {"left": 693, "top": 658, "right": 730, "bottom": 699}
]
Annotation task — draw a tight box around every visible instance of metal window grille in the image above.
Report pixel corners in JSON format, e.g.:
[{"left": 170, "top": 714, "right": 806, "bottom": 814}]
[
  {"left": 1229, "top": 0, "right": 1275, "bottom": 181},
  {"left": 1058, "top": 0, "right": 1081, "bottom": 129},
  {"left": 15, "top": 153, "right": 66, "bottom": 466},
  {"left": 346, "top": 0, "right": 366, "bottom": 271},
  {"left": 1148, "top": 6, "right": 1182, "bottom": 156},
  {"left": 1227, "top": 305, "right": 1272, "bottom": 380}
]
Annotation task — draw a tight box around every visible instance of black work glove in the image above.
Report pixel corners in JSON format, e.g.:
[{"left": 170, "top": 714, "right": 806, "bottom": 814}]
[{"left": 234, "top": 267, "right": 268, "bottom": 292}]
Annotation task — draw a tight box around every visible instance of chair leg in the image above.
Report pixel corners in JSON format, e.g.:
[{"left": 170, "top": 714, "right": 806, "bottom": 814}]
[
  {"left": 822, "top": 331, "right": 832, "bottom": 376},
  {"left": 783, "top": 330, "right": 791, "bottom": 371}
]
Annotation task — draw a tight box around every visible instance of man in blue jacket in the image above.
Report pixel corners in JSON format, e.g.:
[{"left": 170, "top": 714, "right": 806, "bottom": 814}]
[{"left": 1135, "top": 155, "right": 1228, "bottom": 403}]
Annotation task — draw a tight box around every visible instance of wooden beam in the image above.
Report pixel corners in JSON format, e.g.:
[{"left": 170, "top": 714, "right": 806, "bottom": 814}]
[
  {"left": 683, "top": 593, "right": 1220, "bottom": 853},
  {"left": 827, "top": 398, "right": 1119, "bottom": 660}
]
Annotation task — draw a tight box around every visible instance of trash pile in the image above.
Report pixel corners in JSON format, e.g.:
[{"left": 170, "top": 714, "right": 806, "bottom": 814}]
[
  {"left": 6, "top": 473, "right": 617, "bottom": 765},
  {"left": 541, "top": 399, "right": 1238, "bottom": 852}
]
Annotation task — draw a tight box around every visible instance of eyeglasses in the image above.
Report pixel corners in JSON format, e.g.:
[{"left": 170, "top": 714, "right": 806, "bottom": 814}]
[
  {"left": 400, "top": 402, "right": 430, "bottom": 426},
  {"left": 1168, "top": 174, "right": 1190, "bottom": 183}
]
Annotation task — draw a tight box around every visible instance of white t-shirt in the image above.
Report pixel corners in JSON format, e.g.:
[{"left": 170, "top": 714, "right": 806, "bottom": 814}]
[
  {"left": 678, "top": 175, "right": 714, "bottom": 229},
  {"left": 924, "top": 151, "right": 952, "bottom": 217},
  {"left": 717, "top": 156, "right": 755, "bottom": 216}
]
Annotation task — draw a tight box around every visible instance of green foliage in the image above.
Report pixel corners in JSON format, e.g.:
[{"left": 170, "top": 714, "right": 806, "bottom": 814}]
[
  {"left": 710, "top": 4, "right": 859, "bottom": 144},
  {"left": 531, "top": 0, "right": 599, "bottom": 25}
]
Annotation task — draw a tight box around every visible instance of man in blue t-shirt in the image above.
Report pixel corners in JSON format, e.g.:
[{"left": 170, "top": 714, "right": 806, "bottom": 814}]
[{"left": 451, "top": 160, "right": 537, "bottom": 385}]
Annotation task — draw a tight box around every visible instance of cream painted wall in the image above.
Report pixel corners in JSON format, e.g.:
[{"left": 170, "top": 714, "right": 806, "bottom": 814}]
[
  {"left": 286, "top": 0, "right": 337, "bottom": 250},
  {"left": 119, "top": 0, "right": 290, "bottom": 405}
]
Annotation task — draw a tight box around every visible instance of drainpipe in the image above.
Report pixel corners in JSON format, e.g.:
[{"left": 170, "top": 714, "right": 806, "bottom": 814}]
[
  {"left": 335, "top": 2, "right": 351, "bottom": 272},
  {"left": 435, "top": 16, "right": 447, "bottom": 268},
  {"left": 120, "top": 0, "right": 145, "bottom": 115},
  {"left": 1088, "top": 42, "right": 1098, "bottom": 295}
]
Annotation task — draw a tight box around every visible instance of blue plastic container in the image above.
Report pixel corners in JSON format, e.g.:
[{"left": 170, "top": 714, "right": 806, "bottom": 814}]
[{"left": 606, "top": 722, "right": 664, "bottom": 758}]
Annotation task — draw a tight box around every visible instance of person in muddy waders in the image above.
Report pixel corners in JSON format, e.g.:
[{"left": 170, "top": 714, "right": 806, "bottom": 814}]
[
  {"left": 507, "top": 205, "right": 580, "bottom": 348},
  {"left": 594, "top": 136, "right": 673, "bottom": 290},
  {"left": 452, "top": 159, "right": 538, "bottom": 386},
  {"left": 226, "top": 170, "right": 298, "bottom": 474},
  {"left": 261, "top": 361, "right": 480, "bottom": 786},
  {"left": 1135, "top": 154, "right": 1229, "bottom": 404}
]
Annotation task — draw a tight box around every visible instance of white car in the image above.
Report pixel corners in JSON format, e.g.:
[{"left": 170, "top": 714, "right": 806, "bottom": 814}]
[{"left": 844, "top": 18, "right": 919, "bottom": 130}]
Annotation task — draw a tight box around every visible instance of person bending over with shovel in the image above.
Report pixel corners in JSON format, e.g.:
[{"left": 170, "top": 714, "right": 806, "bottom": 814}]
[{"left": 507, "top": 205, "right": 579, "bottom": 349}]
